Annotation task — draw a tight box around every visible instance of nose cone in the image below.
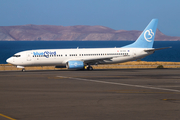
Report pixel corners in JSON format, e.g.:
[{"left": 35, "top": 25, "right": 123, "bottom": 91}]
[{"left": 6, "top": 57, "right": 13, "bottom": 64}]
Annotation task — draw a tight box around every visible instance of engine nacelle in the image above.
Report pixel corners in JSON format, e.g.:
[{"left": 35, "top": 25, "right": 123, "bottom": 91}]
[{"left": 66, "top": 61, "right": 84, "bottom": 69}]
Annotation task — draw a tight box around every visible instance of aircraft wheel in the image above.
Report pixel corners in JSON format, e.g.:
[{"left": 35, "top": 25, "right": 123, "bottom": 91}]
[
  {"left": 22, "top": 68, "right": 26, "bottom": 72},
  {"left": 89, "top": 67, "right": 93, "bottom": 70},
  {"left": 87, "top": 66, "right": 93, "bottom": 70}
]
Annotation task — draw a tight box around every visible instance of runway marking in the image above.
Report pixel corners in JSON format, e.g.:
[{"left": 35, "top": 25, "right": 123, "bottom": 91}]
[
  {"left": 57, "top": 76, "right": 180, "bottom": 93},
  {"left": 0, "top": 113, "right": 16, "bottom": 120}
]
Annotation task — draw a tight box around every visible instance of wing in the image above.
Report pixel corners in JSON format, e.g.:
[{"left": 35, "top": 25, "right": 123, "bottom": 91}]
[
  {"left": 82, "top": 57, "right": 114, "bottom": 65},
  {"left": 65, "top": 56, "right": 117, "bottom": 65}
]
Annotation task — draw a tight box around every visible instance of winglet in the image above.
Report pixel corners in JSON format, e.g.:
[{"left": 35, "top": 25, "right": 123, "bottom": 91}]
[{"left": 123, "top": 19, "right": 158, "bottom": 48}]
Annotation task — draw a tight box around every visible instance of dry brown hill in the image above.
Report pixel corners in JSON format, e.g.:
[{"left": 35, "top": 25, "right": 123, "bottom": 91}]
[{"left": 0, "top": 25, "right": 179, "bottom": 41}]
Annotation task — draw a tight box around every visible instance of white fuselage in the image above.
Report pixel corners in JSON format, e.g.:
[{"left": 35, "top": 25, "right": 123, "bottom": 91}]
[
  {"left": 6, "top": 19, "right": 160, "bottom": 70},
  {"left": 6, "top": 47, "right": 153, "bottom": 67}
]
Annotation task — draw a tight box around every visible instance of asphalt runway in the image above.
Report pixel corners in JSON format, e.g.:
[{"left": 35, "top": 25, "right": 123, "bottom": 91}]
[{"left": 0, "top": 69, "right": 180, "bottom": 120}]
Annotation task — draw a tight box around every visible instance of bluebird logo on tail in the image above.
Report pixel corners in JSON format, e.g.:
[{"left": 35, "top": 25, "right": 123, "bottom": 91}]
[
  {"left": 144, "top": 29, "right": 154, "bottom": 42},
  {"left": 123, "top": 19, "right": 158, "bottom": 48}
]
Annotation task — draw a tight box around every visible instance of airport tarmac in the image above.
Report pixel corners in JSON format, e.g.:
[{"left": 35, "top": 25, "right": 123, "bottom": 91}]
[{"left": 0, "top": 69, "right": 180, "bottom": 120}]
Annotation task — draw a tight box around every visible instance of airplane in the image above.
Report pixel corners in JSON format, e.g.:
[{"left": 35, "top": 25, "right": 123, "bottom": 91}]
[{"left": 6, "top": 19, "right": 170, "bottom": 71}]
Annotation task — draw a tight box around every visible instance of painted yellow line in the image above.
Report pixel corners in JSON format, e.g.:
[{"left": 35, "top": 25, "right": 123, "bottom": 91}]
[{"left": 0, "top": 113, "right": 16, "bottom": 120}]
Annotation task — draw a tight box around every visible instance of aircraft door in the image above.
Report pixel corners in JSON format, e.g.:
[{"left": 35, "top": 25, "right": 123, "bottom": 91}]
[
  {"left": 133, "top": 49, "right": 136, "bottom": 58},
  {"left": 13, "top": 57, "right": 15, "bottom": 62},
  {"left": 27, "top": 53, "right": 31, "bottom": 61}
]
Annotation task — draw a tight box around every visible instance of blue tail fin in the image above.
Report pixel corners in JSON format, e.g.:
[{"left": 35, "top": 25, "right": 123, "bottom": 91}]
[{"left": 123, "top": 19, "right": 158, "bottom": 48}]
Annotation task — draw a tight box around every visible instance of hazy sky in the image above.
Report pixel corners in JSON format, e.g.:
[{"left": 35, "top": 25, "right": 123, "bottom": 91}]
[{"left": 0, "top": 0, "right": 179, "bottom": 36}]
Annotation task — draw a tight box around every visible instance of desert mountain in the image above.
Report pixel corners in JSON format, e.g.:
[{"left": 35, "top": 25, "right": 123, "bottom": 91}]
[{"left": 0, "top": 25, "right": 179, "bottom": 41}]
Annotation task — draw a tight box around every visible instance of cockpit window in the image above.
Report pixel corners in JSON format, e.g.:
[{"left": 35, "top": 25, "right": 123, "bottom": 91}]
[{"left": 13, "top": 55, "right": 21, "bottom": 57}]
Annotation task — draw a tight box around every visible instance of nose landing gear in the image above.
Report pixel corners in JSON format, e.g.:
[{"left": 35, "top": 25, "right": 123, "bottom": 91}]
[{"left": 22, "top": 68, "right": 26, "bottom": 72}]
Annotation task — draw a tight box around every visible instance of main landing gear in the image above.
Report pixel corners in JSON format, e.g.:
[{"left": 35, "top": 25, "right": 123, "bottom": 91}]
[{"left": 86, "top": 65, "right": 93, "bottom": 70}]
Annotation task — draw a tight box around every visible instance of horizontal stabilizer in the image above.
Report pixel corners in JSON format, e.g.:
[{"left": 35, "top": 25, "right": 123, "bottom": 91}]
[{"left": 144, "top": 46, "right": 172, "bottom": 52}]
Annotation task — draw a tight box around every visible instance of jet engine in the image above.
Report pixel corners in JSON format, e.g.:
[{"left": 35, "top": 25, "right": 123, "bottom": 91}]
[{"left": 66, "top": 61, "right": 84, "bottom": 69}]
